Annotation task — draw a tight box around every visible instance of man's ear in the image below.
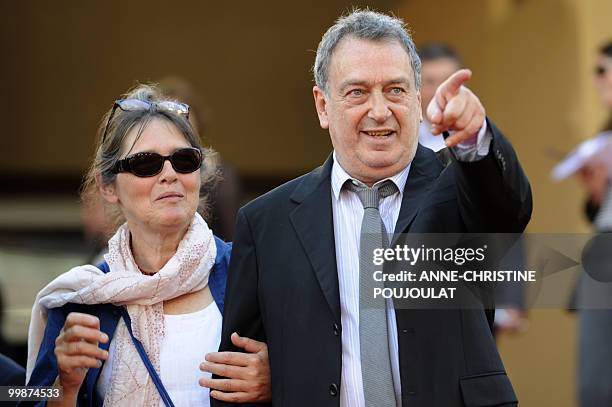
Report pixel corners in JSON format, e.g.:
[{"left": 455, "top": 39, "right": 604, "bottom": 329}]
[
  {"left": 313, "top": 86, "right": 329, "bottom": 130},
  {"left": 97, "top": 174, "right": 119, "bottom": 204},
  {"left": 417, "top": 91, "right": 423, "bottom": 122}
]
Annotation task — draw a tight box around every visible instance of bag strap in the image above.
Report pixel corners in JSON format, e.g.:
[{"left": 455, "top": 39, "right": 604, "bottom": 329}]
[{"left": 120, "top": 307, "right": 175, "bottom": 407}]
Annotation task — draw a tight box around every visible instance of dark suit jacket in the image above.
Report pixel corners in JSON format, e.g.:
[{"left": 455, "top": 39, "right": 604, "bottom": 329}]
[{"left": 216, "top": 120, "right": 532, "bottom": 407}]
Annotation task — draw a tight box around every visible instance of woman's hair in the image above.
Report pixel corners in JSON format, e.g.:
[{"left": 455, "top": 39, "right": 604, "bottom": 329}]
[{"left": 81, "top": 84, "right": 219, "bottom": 229}]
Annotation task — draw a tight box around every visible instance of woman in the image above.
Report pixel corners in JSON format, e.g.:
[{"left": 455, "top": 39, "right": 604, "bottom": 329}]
[
  {"left": 574, "top": 41, "right": 612, "bottom": 407},
  {"left": 26, "top": 85, "right": 270, "bottom": 406}
]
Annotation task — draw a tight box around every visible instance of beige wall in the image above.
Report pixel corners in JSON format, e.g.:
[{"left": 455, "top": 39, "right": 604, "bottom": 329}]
[{"left": 0, "top": 0, "right": 395, "bottom": 176}]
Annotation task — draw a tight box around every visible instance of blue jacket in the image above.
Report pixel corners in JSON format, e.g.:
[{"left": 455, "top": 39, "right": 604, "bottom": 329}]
[{"left": 25, "top": 236, "right": 231, "bottom": 407}]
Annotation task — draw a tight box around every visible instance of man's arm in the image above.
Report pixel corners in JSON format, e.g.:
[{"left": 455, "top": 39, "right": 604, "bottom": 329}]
[
  {"left": 211, "top": 208, "right": 270, "bottom": 406},
  {"left": 452, "top": 120, "right": 532, "bottom": 232},
  {"left": 426, "top": 69, "right": 532, "bottom": 232}
]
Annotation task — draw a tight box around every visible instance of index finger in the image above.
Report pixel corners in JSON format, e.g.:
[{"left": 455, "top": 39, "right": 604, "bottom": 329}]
[
  {"left": 230, "top": 332, "right": 267, "bottom": 354},
  {"left": 65, "top": 312, "right": 101, "bottom": 330},
  {"left": 205, "top": 351, "right": 250, "bottom": 367},
  {"left": 438, "top": 69, "right": 472, "bottom": 100}
]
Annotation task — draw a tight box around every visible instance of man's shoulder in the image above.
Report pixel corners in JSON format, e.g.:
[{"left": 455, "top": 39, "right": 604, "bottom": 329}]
[
  {"left": 241, "top": 163, "right": 329, "bottom": 215},
  {"left": 241, "top": 174, "right": 308, "bottom": 217}
]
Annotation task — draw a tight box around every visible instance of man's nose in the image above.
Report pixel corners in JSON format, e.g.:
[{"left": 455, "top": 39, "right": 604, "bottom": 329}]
[{"left": 367, "top": 92, "right": 392, "bottom": 122}]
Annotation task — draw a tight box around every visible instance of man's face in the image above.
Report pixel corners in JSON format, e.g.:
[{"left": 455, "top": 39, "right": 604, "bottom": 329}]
[
  {"left": 313, "top": 37, "right": 422, "bottom": 185},
  {"left": 420, "top": 57, "right": 461, "bottom": 113},
  {"left": 594, "top": 54, "right": 612, "bottom": 109}
]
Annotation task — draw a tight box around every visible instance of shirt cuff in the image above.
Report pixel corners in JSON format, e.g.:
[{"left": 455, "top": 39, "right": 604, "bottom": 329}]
[{"left": 450, "top": 118, "right": 492, "bottom": 162}]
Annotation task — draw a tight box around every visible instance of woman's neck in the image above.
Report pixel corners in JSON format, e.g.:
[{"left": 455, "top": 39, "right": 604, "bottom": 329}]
[{"left": 129, "top": 225, "right": 189, "bottom": 274}]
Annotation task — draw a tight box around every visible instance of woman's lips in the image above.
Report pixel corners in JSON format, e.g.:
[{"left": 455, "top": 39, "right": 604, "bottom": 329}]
[{"left": 156, "top": 193, "right": 184, "bottom": 201}]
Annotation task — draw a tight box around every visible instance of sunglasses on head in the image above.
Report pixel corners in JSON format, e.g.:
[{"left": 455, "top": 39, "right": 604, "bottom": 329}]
[
  {"left": 101, "top": 98, "right": 190, "bottom": 144},
  {"left": 112, "top": 147, "right": 203, "bottom": 177}
]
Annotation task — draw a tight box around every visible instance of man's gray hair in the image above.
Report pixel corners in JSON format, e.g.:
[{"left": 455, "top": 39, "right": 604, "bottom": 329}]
[{"left": 313, "top": 9, "right": 421, "bottom": 94}]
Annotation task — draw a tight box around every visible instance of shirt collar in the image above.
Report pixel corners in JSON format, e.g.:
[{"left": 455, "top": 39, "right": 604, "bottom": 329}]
[{"left": 331, "top": 151, "right": 411, "bottom": 201}]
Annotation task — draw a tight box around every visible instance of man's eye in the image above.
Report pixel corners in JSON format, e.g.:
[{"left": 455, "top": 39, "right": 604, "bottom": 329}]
[
  {"left": 390, "top": 87, "right": 405, "bottom": 95},
  {"left": 348, "top": 89, "right": 364, "bottom": 97}
]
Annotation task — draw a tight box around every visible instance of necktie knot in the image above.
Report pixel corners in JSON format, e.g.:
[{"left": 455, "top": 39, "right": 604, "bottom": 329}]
[{"left": 345, "top": 179, "right": 398, "bottom": 209}]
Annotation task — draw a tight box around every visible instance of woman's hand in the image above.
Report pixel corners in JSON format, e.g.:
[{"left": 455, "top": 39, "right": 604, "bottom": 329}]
[
  {"left": 54, "top": 312, "right": 109, "bottom": 394},
  {"left": 199, "top": 332, "right": 271, "bottom": 403},
  {"left": 577, "top": 162, "right": 609, "bottom": 206}
]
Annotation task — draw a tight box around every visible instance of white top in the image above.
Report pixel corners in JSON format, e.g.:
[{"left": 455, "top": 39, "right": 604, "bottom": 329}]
[{"left": 97, "top": 301, "right": 223, "bottom": 407}]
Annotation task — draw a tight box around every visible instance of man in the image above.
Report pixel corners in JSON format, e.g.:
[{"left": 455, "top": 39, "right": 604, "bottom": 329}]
[
  {"left": 209, "top": 10, "right": 531, "bottom": 407},
  {"left": 417, "top": 43, "right": 463, "bottom": 152}
]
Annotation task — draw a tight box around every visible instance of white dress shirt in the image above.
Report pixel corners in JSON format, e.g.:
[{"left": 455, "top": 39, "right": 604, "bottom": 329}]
[
  {"left": 332, "top": 156, "right": 409, "bottom": 407},
  {"left": 331, "top": 122, "right": 491, "bottom": 407},
  {"left": 419, "top": 119, "right": 491, "bottom": 159}
]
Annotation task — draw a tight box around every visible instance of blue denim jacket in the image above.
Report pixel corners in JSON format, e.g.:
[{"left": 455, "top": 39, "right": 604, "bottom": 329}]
[{"left": 25, "top": 236, "right": 231, "bottom": 407}]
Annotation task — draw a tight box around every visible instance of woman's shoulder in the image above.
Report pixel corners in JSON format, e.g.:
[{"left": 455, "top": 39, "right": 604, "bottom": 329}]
[
  {"left": 210, "top": 236, "right": 231, "bottom": 315},
  {"left": 213, "top": 235, "right": 232, "bottom": 269},
  {"left": 214, "top": 235, "right": 232, "bottom": 256}
]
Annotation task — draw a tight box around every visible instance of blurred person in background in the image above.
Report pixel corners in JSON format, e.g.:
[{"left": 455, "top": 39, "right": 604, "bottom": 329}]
[
  {"left": 577, "top": 42, "right": 612, "bottom": 221},
  {"left": 0, "top": 283, "right": 25, "bottom": 387},
  {"left": 158, "top": 76, "right": 243, "bottom": 242},
  {"left": 417, "top": 43, "right": 462, "bottom": 153},
  {"left": 80, "top": 195, "right": 111, "bottom": 265},
  {"left": 0, "top": 352, "right": 25, "bottom": 386},
  {"left": 26, "top": 85, "right": 271, "bottom": 406},
  {"left": 573, "top": 40, "right": 612, "bottom": 407}
]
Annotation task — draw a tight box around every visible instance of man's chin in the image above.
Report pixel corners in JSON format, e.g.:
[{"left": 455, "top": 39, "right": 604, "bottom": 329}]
[
  {"left": 353, "top": 161, "right": 403, "bottom": 183},
  {"left": 360, "top": 151, "right": 409, "bottom": 170}
]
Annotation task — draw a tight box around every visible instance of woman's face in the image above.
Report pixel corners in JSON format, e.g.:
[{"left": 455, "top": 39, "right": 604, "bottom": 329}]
[
  {"left": 594, "top": 54, "right": 612, "bottom": 109},
  {"left": 102, "top": 118, "right": 201, "bottom": 235}
]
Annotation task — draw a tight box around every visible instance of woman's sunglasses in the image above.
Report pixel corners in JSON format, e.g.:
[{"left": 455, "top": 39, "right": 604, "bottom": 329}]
[
  {"left": 112, "top": 147, "right": 202, "bottom": 177},
  {"left": 101, "top": 99, "right": 190, "bottom": 143}
]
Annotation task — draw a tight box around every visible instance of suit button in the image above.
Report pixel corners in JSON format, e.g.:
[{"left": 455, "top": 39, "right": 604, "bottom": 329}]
[
  {"left": 401, "top": 327, "right": 415, "bottom": 334},
  {"left": 333, "top": 323, "right": 341, "bottom": 336},
  {"left": 329, "top": 383, "right": 339, "bottom": 396}
]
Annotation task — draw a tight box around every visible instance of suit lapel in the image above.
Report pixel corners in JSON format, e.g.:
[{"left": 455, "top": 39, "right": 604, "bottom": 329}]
[
  {"left": 289, "top": 156, "right": 341, "bottom": 320},
  {"left": 392, "top": 145, "right": 443, "bottom": 242}
]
